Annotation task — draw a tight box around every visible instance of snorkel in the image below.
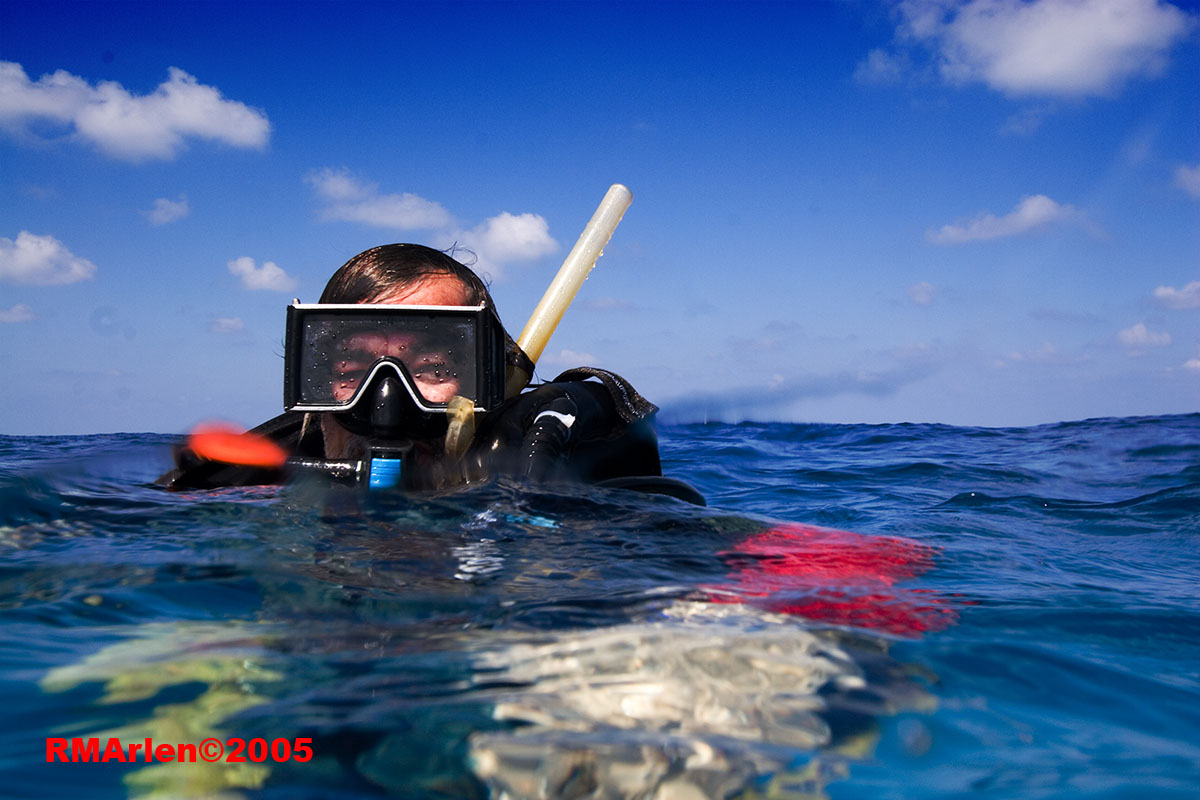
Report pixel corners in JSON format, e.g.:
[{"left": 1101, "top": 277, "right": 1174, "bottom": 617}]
[
  {"left": 182, "top": 185, "right": 633, "bottom": 491},
  {"left": 505, "top": 183, "right": 633, "bottom": 396},
  {"left": 443, "top": 183, "right": 633, "bottom": 483}
]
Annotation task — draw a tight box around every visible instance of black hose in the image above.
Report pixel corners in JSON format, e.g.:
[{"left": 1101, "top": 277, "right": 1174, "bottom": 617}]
[
  {"left": 519, "top": 395, "right": 579, "bottom": 483},
  {"left": 286, "top": 457, "right": 363, "bottom": 483}
]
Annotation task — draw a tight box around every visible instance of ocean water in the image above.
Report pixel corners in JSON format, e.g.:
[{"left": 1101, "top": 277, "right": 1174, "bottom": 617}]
[{"left": 1, "top": 414, "right": 1198, "bottom": 799}]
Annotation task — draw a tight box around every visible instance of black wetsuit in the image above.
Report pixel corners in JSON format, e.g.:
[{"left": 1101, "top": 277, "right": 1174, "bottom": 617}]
[{"left": 159, "top": 369, "right": 703, "bottom": 505}]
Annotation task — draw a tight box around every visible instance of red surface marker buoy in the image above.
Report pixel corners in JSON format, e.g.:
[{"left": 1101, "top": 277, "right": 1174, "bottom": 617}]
[
  {"left": 187, "top": 422, "right": 288, "bottom": 469},
  {"left": 708, "top": 523, "right": 957, "bottom": 636}
]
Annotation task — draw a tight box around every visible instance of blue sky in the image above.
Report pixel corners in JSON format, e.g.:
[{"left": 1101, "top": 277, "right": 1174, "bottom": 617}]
[{"left": 1, "top": 0, "right": 1198, "bottom": 434}]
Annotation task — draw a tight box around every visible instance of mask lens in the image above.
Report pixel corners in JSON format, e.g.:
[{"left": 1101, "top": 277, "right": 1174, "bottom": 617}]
[{"left": 294, "top": 312, "right": 478, "bottom": 408}]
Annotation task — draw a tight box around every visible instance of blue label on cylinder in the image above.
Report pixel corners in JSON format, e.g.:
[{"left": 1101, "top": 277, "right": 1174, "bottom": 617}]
[{"left": 368, "top": 457, "right": 403, "bottom": 489}]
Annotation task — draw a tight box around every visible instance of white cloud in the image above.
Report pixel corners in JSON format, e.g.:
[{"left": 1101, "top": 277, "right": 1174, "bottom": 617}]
[
  {"left": 727, "top": 332, "right": 784, "bottom": 355},
  {"left": 928, "top": 194, "right": 1081, "bottom": 244},
  {"left": 1118, "top": 322, "right": 1171, "bottom": 349},
  {"left": 855, "top": 48, "right": 909, "bottom": 84},
  {"left": 0, "top": 62, "right": 270, "bottom": 161},
  {"left": 306, "top": 168, "right": 453, "bottom": 230},
  {"left": 210, "top": 316, "right": 244, "bottom": 333},
  {"left": 1154, "top": 280, "right": 1200, "bottom": 310},
  {"left": 454, "top": 212, "right": 557, "bottom": 273},
  {"left": 227, "top": 256, "right": 296, "bottom": 292},
  {"left": 891, "top": 0, "right": 1193, "bottom": 97},
  {"left": 538, "top": 348, "right": 599, "bottom": 368},
  {"left": 0, "top": 231, "right": 96, "bottom": 285},
  {"left": 22, "top": 184, "right": 56, "bottom": 200},
  {"left": 907, "top": 281, "right": 936, "bottom": 305},
  {"left": 999, "top": 104, "right": 1053, "bottom": 136},
  {"left": 0, "top": 303, "right": 34, "bottom": 323},
  {"left": 1183, "top": 358, "right": 1200, "bottom": 372},
  {"left": 1175, "top": 163, "right": 1200, "bottom": 198},
  {"left": 996, "top": 341, "right": 1090, "bottom": 367},
  {"left": 145, "top": 194, "right": 189, "bottom": 225},
  {"left": 888, "top": 340, "right": 938, "bottom": 361},
  {"left": 308, "top": 167, "right": 559, "bottom": 279}
]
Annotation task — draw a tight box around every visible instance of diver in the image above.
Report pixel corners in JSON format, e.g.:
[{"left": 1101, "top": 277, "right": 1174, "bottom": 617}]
[{"left": 160, "top": 242, "right": 703, "bottom": 505}]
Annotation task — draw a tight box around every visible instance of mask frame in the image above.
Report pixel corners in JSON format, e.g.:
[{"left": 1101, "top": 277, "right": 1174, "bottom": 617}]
[{"left": 283, "top": 301, "right": 507, "bottom": 416}]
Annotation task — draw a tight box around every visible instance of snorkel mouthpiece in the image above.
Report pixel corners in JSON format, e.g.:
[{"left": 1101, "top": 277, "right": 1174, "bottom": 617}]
[{"left": 367, "top": 441, "right": 410, "bottom": 490}]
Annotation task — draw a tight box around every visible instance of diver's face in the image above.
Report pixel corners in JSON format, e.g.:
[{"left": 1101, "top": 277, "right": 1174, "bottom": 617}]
[
  {"left": 330, "top": 274, "right": 472, "bottom": 405},
  {"left": 332, "top": 330, "right": 461, "bottom": 404}
]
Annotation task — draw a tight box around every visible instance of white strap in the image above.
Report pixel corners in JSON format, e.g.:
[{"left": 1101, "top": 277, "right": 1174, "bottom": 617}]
[{"left": 533, "top": 409, "right": 576, "bottom": 429}]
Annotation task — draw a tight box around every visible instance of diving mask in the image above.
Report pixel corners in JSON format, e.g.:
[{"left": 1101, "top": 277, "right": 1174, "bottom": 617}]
[{"left": 283, "top": 301, "right": 507, "bottom": 437}]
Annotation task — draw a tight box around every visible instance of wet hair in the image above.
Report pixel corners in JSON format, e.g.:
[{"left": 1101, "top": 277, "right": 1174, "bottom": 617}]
[
  {"left": 319, "top": 243, "right": 490, "bottom": 304},
  {"left": 318, "top": 242, "right": 530, "bottom": 371}
]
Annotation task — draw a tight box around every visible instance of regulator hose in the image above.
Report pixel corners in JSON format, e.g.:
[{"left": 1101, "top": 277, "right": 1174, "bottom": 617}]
[{"left": 519, "top": 394, "right": 579, "bottom": 483}]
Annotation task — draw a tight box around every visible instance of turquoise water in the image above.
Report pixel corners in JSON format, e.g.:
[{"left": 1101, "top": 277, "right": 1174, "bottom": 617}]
[{"left": 1, "top": 415, "right": 1198, "bottom": 798}]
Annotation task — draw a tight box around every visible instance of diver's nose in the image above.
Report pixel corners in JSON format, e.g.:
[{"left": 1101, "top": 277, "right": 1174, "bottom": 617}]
[{"left": 369, "top": 374, "right": 405, "bottom": 436}]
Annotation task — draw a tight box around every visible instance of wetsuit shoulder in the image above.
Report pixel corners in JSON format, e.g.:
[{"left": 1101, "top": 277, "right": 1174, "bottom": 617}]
[{"left": 468, "top": 370, "right": 661, "bottom": 484}]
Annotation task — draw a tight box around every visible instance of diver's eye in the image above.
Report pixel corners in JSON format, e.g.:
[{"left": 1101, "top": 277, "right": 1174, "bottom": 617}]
[
  {"left": 412, "top": 362, "right": 452, "bottom": 383},
  {"left": 334, "top": 359, "right": 371, "bottom": 376}
]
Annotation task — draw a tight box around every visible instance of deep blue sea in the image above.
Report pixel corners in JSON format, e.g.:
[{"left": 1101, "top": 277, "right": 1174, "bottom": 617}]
[{"left": 1, "top": 415, "right": 1198, "bottom": 799}]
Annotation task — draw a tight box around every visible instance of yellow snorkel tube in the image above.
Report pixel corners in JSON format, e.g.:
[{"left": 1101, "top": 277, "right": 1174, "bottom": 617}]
[{"left": 504, "top": 183, "right": 634, "bottom": 397}]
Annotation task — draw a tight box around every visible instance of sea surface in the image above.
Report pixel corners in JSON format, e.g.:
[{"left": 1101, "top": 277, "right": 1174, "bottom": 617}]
[{"left": 1, "top": 414, "right": 1198, "bottom": 799}]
